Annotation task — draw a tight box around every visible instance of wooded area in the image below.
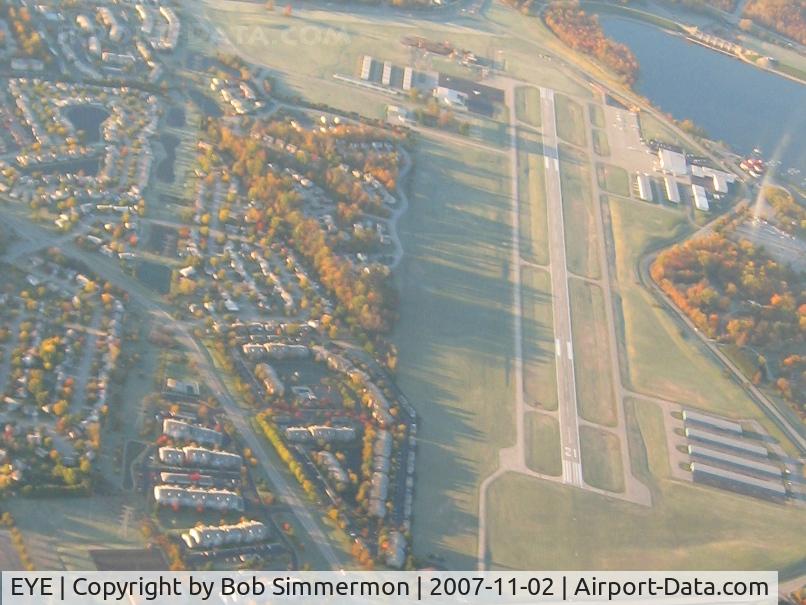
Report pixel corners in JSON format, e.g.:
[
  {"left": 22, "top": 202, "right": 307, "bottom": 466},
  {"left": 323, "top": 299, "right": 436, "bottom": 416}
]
[
  {"left": 652, "top": 227, "right": 806, "bottom": 413},
  {"left": 744, "top": 0, "right": 806, "bottom": 45},
  {"left": 544, "top": 2, "right": 639, "bottom": 85},
  {"left": 205, "top": 120, "right": 401, "bottom": 336}
]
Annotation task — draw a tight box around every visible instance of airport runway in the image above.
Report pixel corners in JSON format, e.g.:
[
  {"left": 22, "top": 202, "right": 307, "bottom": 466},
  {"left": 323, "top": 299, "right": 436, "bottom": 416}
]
[{"left": 539, "top": 88, "right": 584, "bottom": 488}]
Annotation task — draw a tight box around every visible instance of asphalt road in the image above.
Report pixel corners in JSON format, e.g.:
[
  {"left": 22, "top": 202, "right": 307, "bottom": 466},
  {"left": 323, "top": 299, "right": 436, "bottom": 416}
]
[
  {"left": 539, "top": 88, "right": 584, "bottom": 488},
  {"left": 0, "top": 206, "right": 345, "bottom": 569}
]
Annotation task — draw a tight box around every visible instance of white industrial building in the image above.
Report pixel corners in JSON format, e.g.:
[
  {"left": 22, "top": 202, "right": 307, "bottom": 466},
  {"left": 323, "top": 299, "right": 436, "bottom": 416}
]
[
  {"left": 690, "top": 462, "right": 786, "bottom": 500},
  {"left": 434, "top": 86, "right": 467, "bottom": 109},
  {"left": 684, "top": 427, "right": 768, "bottom": 457},
  {"left": 663, "top": 175, "right": 680, "bottom": 204},
  {"left": 360, "top": 56, "right": 373, "bottom": 81},
  {"left": 658, "top": 148, "right": 688, "bottom": 176},
  {"left": 692, "top": 184, "right": 709, "bottom": 211},
  {"left": 382, "top": 61, "right": 392, "bottom": 86},
  {"left": 682, "top": 409, "right": 742, "bottom": 435},
  {"left": 636, "top": 173, "right": 653, "bottom": 202},
  {"left": 688, "top": 444, "right": 782, "bottom": 479},
  {"left": 402, "top": 66, "right": 413, "bottom": 91}
]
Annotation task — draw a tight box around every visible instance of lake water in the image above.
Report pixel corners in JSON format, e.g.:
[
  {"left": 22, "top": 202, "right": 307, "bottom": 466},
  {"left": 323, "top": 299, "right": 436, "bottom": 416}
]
[{"left": 600, "top": 16, "right": 806, "bottom": 175}]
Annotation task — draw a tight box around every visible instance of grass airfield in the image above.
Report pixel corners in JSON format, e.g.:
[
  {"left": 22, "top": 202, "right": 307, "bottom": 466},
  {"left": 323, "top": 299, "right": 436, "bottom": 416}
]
[{"left": 197, "top": 0, "right": 806, "bottom": 572}]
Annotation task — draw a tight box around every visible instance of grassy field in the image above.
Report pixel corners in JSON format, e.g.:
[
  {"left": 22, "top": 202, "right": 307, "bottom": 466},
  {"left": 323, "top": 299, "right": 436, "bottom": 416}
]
[
  {"left": 580, "top": 425, "right": 625, "bottom": 492},
  {"left": 522, "top": 266, "right": 557, "bottom": 411},
  {"left": 597, "top": 163, "right": 630, "bottom": 196},
  {"left": 606, "top": 197, "right": 801, "bottom": 452},
  {"left": 592, "top": 129, "right": 611, "bottom": 156},
  {"left": 394, "top": 136, "right": 515, "bottom": 569},
  {"left": 559, "top": 145, "right": 601, "bottom": 279},
  {"left": 483, "top": 3, "right": 595, "bottom": 99},
  {"left": 589, "top": 103, "right": 605, "bottom": 128},
  {"left": 638, "top": 111, "right": 698, "bottom": 153},
  {"left": 569, "top": 278, "right": 618, "bottom": 426},
  {"left": 136, "top": 260, "right": 172, "bottom": 294},
  {"left": 517, "top": 132, "right": 550, "bottom": 267},
  {"left": 4, "top": 497, "right": 146, "bottom": 570},
  {"left": 203, "top": 0, "right": 568, "bottom": 153},
  {"left": 555, "top": 94, "right": 587, "bottom": 148},
  {"left": 485, "top": 396, "right": 806, "bottom": 570},
  {"left": 525, "top": 412, "right": 562, "bottom": 476},
  {"left": 515, "top": 86, "right": 542, "bottom": 128}
]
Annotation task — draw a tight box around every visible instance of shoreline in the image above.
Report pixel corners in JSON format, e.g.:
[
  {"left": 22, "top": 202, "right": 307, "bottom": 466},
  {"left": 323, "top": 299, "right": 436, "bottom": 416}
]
[{"left": 581, "top": 1, "right": 806, "bottom": 86}]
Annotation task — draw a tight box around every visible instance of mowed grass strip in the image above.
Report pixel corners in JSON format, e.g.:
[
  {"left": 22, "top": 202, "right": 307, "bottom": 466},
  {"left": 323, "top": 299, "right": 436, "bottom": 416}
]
[
  {"left": 394, "top": 136, "right": 515, "bottom": 569},
  {"left": 517, "top": 133, "right": 550, "bottom": 266},
  {"left": 485, "top": 414, "right": 806, "bottom": 570},
  {"left": 569, "top": 278, "right": 618, "bottom": 426},
  {"left": 555, "top": 94, "right": 587, "bottom": 147},
  {"left": 596, "top": 163, "right": 630, "bottom": 196},
  {"left": 638, "top": 111, "right": 697, "bottom": 153},
  {"left": 608, "top": 198, "right": 802, "bottom": 455},
  {"left": 515, "top": 86, "right": 542, "bottom": 128},
  {"left": 580, "top": 425, "right": 625, "bottom": 493},
  {"left": 525, "top": 412, "right": 562, "bottom": 476},
  {"left": 608, "top": 198, "right": 753, "bottom": 414},
  {"left": 592, "top": 129, "right": 611, "bottom": 157},
  {"left": 559, "top": 145, "right": 601, "bottom": 279},
  {"left": 522, "top": 266, "right": 557, "bottom": 411}
]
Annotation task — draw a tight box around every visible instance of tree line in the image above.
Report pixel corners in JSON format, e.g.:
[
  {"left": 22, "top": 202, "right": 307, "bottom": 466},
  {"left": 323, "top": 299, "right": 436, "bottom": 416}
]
[
  {"left": 652, "top": 229, "right": 805, "bottom": 413},
  {"left": 744, "top": 0, "right": 806, "bottom": 45},
  {"left": 544, "top": 2, "right": 639, "bottom": 85}
]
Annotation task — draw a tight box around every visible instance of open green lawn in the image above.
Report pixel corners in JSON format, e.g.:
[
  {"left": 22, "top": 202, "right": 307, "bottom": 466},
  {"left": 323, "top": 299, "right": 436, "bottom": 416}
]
[
  {"left": 394, "top": 136, "right": 515, "bottom": 569},
  {"left": 485, "top": 397, "right": 806, "bottom": 571},
  {"left": 515, "top": 86, "right": 542, "bottom": 128},
  {"left": 559, "top": 145, "right": 600, "bottom": 279},
  {"left": 607, "top": 197, "right": 800, "bottom": 455},
  {"left": 638, "top": 111, "right": 697, "bottom": 154},
  {"left": 597, "top": 163, "right": 630, "bottom": 197},
  {"left": 525, "top": 412, "right": 562, "bottom": 476},
  {"left": 201, "top": 0, "right": 526, "bottom": 151},
  {"left": 5, "top": 497, "right": 146, "bottom": 570},
  {"left": 589, "top": 103, "right": 605, "bottom": 128},
  {"left": 580, "top": 425, "right": 625, "bottom": 492},
  {"left": 555, "top": 94, "right": 587, "bottom": 148},
  {"left": 517, "top": 131, "right": 549, "bottom": 266},
  {"left": 482, "top": 3, "right": 595, "bottom": 99},
  {"left": 592, "top": 129, "right": 611, "bottom": 157},
  {"left": 569, "top": 278, "right": 618, "bottom": 426},
  {"left": 522, "top": 266, "right": 557, "bottom": 411}
]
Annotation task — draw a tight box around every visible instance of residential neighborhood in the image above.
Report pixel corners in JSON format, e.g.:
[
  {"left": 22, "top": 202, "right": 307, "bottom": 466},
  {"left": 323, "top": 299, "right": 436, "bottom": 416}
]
[{"left": 0, "top": 0, "right": 804, "bottom": 591}]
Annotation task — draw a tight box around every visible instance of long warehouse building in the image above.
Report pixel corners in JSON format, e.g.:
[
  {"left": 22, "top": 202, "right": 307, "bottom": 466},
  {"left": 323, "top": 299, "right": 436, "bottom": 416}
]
[
  {"left": 360, "top": 56, "right": 373, "bottom": 81},
  {"left": 687, "top": 444, "right": 782, "bottom": 479},
  {"left": 682, "top": 409, "right": 742, "bottom": 435},
  {"left": 692, "top": 184, "right": 709, "bottom": 211},
  {"left": 691, "top": 462, "right": 786, "bottom": 500},
  {"left": 637, "top": 173, "right": 653, "bottom": 202},
  {"left": 684, "top": 427, "right": 768, "bottom": 458},
  {"left": 664, "top": 175, "right": 680, "bottom": 204}
]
